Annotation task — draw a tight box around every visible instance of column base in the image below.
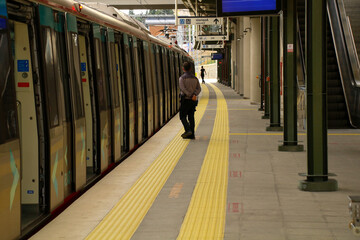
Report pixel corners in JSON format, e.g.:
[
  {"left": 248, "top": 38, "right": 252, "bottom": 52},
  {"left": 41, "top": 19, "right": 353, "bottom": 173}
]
[
  {"left": 266, "top": 126, "right": 283, "bottom": 131},
  {"left": 298, "top": 179, "right": 338, "bottom": 192},
  {"left": 278, "top": 144, "right": 304, "bottom": 152},
  {"left": 262, "top": 115, "right": 270, "bottom": 119},
  {"left": 258, "top": 107, "right": 264, "bottom": 111}
]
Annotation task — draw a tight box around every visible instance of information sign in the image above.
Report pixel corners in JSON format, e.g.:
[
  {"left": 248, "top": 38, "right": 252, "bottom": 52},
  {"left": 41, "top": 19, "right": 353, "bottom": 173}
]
[{"left": 178, "top": 17, "right": 223, "bottom": 25}]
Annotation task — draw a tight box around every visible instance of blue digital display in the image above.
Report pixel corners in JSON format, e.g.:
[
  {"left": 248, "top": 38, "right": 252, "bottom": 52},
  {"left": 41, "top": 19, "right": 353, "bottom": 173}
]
[
  {"left": 223, "top": 0, "right": 276, "bottom": 13},
  {"left": 218, "top": 0, "right": 279, "bottom": 16},
  {"left": 212, "top": 53, "right": 223, "bottom": 60}
]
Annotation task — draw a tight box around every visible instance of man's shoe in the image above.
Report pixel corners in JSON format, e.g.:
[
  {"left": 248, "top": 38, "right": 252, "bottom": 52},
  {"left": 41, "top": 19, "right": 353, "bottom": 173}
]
[
  {"left": 181, "top": 131, "right": 192, "bottom": 138},
  {"left": 183, "top": 134, "right": 195, "bottom": 140}
]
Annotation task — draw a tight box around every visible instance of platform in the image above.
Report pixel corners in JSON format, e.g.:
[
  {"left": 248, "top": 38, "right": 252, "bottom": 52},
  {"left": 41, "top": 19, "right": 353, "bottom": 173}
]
[{"left": 31, "top": 80, "right": 360, "bottom": 240}]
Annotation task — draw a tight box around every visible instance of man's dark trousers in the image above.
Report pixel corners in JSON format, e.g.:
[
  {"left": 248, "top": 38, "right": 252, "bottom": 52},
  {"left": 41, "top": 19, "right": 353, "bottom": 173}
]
[{"left": 180, "top": 98, "right": 196, "bottom": 135}]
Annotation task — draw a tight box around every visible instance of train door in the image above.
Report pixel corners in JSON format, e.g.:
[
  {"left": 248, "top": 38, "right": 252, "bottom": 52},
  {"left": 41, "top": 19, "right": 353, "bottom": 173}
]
[
  {"left": 122, "top": 34, "right": 135, "bottom": 150},
  {"left": 106, "top": 28, "right": 121, "bottom": 162},
  {"left": 143, "top": 41, "right": 154, "bottom": 135},
  {"left": 0, "top": 2, "right": 21, "bottom": 238},
  {"left": 91, "top": 24, "right": 112, "bottom": 171},
  {"left": 78, "top": 33, "right": 95, "bottom": 179},
  {"left": 11, "top": 19, "right": 42, "bottom": 230},
  {"left": 149, "top": 43, "right": 159, "bottom": 132},
  {"left": 65, "top": 13, "right": 86, "bottom": 191},
  {"left": 138, "top": 40, "right": 150, "bottom": 138},
  {"left": 129, "top": 37, "right": 143, "bottom": 144},
  {"left": 115, "top": 33, "right": 128, "bottom": 155},
  {"left": 77, "top": 21, "right": 98, "bottom": 180},
  {"left": 55, "top": 13, "right": 73, "bottom": 199},
  {"left": 155, "top": 46, "right": 164, "bottom": 125},
  {"left": 149, "top": 44, "right": 159, "bottom": 131},
  {"left": 175, "top": 53, "right": 180, "bottom": 111},
  {"left": 169, "top": 51, "right": 176, "bottom": 115},
  {"left": 159, "top": 47, "right": 168, "bottom": 122},
  {"left": 162, "top": 48, "right": 171, "bottom": 120}
]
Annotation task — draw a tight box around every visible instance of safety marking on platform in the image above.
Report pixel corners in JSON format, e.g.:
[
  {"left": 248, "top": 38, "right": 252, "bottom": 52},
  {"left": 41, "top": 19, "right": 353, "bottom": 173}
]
[
  {"left": 169, "top": 183, "right": 184, "bottom": 199},
  {"left": 230, "top": 133, "right": 360, "bottom": 136},
  {"left": 231, "top": 153, "right": 241, "bottom": 158},
  {"left": 86, "top": 85, "right": 210, "bottom": 240},
  {"left": 229, "top": 171, "right": 242, "bottom": 178},
  {"left": 177, "top": 83, "right": 229, "bottom": 240},
  {"left": 227, "top": 202, "right": 243, "bottom": 214}
]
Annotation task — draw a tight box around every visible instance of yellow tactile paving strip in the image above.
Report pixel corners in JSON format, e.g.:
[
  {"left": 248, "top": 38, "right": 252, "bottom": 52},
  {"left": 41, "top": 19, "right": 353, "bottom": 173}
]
[
  {"left": 177, "top": 83, "right": 229, "bottom": 240},
  {"left": 229, "top": 133, "right": 360, "bottom": 136},
  {"left": 86, "top": 85, "right": 209, "bottom": 240}
]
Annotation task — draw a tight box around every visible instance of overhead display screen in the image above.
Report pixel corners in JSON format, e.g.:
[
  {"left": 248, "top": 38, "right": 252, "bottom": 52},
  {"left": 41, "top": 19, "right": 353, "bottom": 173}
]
[{"left": 217, "top": 0, "right": 280, "bottom": 16}]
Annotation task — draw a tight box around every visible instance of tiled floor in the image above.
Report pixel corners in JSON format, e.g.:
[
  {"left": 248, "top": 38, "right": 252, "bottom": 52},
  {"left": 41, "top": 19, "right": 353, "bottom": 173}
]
[{"left": 31, "top": 80, "right": 360, "bottom": 240}]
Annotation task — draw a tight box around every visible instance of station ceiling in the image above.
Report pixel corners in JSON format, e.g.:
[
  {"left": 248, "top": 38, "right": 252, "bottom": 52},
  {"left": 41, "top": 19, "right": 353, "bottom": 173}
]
[
  {"left": 182, "top": 0, "right": 217, "bottom": 16},
  {"left": 81, "top": 0, "right": 185, "bottom": 9},
  {"left": 81, "top": 0, "right": 216, "bottom": 15}
]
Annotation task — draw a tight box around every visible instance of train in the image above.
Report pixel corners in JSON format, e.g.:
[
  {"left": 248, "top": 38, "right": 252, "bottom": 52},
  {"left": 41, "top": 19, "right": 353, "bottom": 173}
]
[{"left": 0, "top": 0, "right": 194, "bottom": 239}]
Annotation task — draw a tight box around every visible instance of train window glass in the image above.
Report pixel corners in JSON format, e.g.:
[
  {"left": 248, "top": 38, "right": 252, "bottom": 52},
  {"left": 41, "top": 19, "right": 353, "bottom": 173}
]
[
  {"left": 123, "top": 43, "right": 133, "bottom": 103},
  {"left": 70, "top": 32, "right": 85, "bottom": 119},
  {"left": 110, "top": 42, "right": 120, "bottom": 108},
  {"left": 0, "top": 28, "right": 18, "bottom": 143},
  {"left": 94, "top": 38, "right": 107, "bottom": 111},
  {"left": 56, "top": 14, "right": 71, "bottom": 122},
  {"left": 101, "top": 31, "right": 111, "bottom": 110},
  {"left": 42, "top": 28, "right": 60, "bottom": 127}
]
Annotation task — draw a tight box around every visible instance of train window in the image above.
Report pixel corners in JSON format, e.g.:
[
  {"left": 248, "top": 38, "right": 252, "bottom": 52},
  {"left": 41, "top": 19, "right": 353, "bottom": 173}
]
[
  {"left": 123, "top": 40, "right": 134, "bottom": 103},
  {"left": 42, "top": 28, "right": 60, "bottom": 127},
  {"left": 69, "top": 32, "right": 85, "bottom": 119},
  {"left": 56, "top": 14, "right": 71, "bottom": 122},
  {"left": 0, "top": 28, "right": 18, "bottom": 143},
  {"left": 101, "top": 30, "right": 111, "bottom": 110},
  {"left": 93, "top": 38, "right": 109, "bottom": 111},
  {"left": 109, "top": 42, "right": 120, "bottom": 108}
]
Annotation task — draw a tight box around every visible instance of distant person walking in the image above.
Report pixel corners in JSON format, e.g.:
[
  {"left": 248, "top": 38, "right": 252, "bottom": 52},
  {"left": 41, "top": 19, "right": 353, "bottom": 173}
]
[
  {"left": 200, "top": 66, "right": 206, "bottom": 84},
  {"left": 179, "top": 62, "right": 201, "bottom": 139}
]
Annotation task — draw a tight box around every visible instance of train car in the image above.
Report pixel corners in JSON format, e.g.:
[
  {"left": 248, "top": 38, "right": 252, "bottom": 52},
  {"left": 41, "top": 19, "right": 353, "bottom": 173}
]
[{"left": 0, "top": 0, "right": 193, "bottom": 239}]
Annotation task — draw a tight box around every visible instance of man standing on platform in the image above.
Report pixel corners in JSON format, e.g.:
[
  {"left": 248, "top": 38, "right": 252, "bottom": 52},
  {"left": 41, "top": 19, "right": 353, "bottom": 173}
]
[
  {"left": 179, "top": 62, "right": 201, "bottom": 139},
  {"left": 200, "top": 66, "right": 206, "bottom": 84}
]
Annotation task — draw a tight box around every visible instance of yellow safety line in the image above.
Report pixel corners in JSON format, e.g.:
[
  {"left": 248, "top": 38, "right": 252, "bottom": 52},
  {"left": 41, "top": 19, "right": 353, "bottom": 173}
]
[
  {"left": 207, "top": 108, "right": 256, "bottom": 111},
  {"left": 86, "top": 85, "right": 210, "bottom": 240},
  {"left": 177, "top": 83, "right": 229, "bottom": 240},
  {"left": 229, "top": 133, "right": 360, "bottom": 136}
]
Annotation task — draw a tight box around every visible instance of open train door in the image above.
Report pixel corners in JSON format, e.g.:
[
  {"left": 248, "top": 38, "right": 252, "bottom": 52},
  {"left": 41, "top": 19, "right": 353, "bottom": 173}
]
[
  {"left": 65, "top": 13, "right": 86, "bottom": 190},
  {"left": 0, "top": 1, "right": 21, "bottom": 238}
]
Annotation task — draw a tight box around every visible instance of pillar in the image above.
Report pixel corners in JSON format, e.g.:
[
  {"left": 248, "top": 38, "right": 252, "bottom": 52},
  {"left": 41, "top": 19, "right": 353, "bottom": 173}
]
[
  {"left": 278, "top": 0, "right": 304, "bottom": 152},
  {"left": 299, "top": 0, "right": 337, "bottom": 191},
  {"left": 250, "top": 17, "right": 261, "bottom": 104},
  {"left": 267, "top": 16, "right": 283, "bottom": 131}
]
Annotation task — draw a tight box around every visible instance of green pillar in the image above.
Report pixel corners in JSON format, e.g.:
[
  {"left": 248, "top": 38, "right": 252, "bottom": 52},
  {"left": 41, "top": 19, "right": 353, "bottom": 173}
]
[
  {"left": 267, "top": 16, "right": 283, "bottom": 131},
  {"left": 262, "top": 17, "right": 270, "bottom": 119},
  {"left": 299, "top": 0, "right": 337, "bottom": 191},
  {"left": 279, "top": 0, "right": 304, "bottom": 151}
]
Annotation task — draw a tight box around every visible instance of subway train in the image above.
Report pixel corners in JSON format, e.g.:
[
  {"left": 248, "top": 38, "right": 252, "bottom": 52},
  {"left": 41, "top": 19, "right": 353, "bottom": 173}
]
[{"left": 0, "top": 0, "right": 194, "bottom": 239}]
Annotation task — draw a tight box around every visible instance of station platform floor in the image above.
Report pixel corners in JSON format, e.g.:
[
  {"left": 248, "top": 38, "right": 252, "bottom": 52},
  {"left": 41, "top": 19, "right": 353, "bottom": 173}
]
[{"left": 31, "top": 80, "right": 360, "bottom": 240}]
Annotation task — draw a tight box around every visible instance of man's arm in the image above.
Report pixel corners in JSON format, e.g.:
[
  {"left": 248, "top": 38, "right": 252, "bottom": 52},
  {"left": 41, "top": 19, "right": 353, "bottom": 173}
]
[
  {"left": 179, "top": 77, "right": 192, "bottom": 97},
  {"left": 193, "top": 78, "right": 201, "bottom": 96}
]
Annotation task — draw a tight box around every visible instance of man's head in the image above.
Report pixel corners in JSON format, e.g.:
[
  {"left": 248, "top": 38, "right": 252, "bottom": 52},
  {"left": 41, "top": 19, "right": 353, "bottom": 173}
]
[
  {"left": 183, "top": 62, "right": 192, "bottom": 72},
  {"left": 201, "top": 66, "right": 204, "bottom": 69}
]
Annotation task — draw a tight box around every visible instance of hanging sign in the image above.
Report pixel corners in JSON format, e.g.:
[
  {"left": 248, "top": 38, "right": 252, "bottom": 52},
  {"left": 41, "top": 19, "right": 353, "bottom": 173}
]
[{"left": 178, "top": 17, "right": 223, "bottom": 25}]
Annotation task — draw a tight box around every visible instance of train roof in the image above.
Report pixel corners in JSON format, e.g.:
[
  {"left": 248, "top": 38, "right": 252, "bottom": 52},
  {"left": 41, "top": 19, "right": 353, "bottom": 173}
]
[{"left": 32, "top": 0, "right": 192, "bottom": 57}]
